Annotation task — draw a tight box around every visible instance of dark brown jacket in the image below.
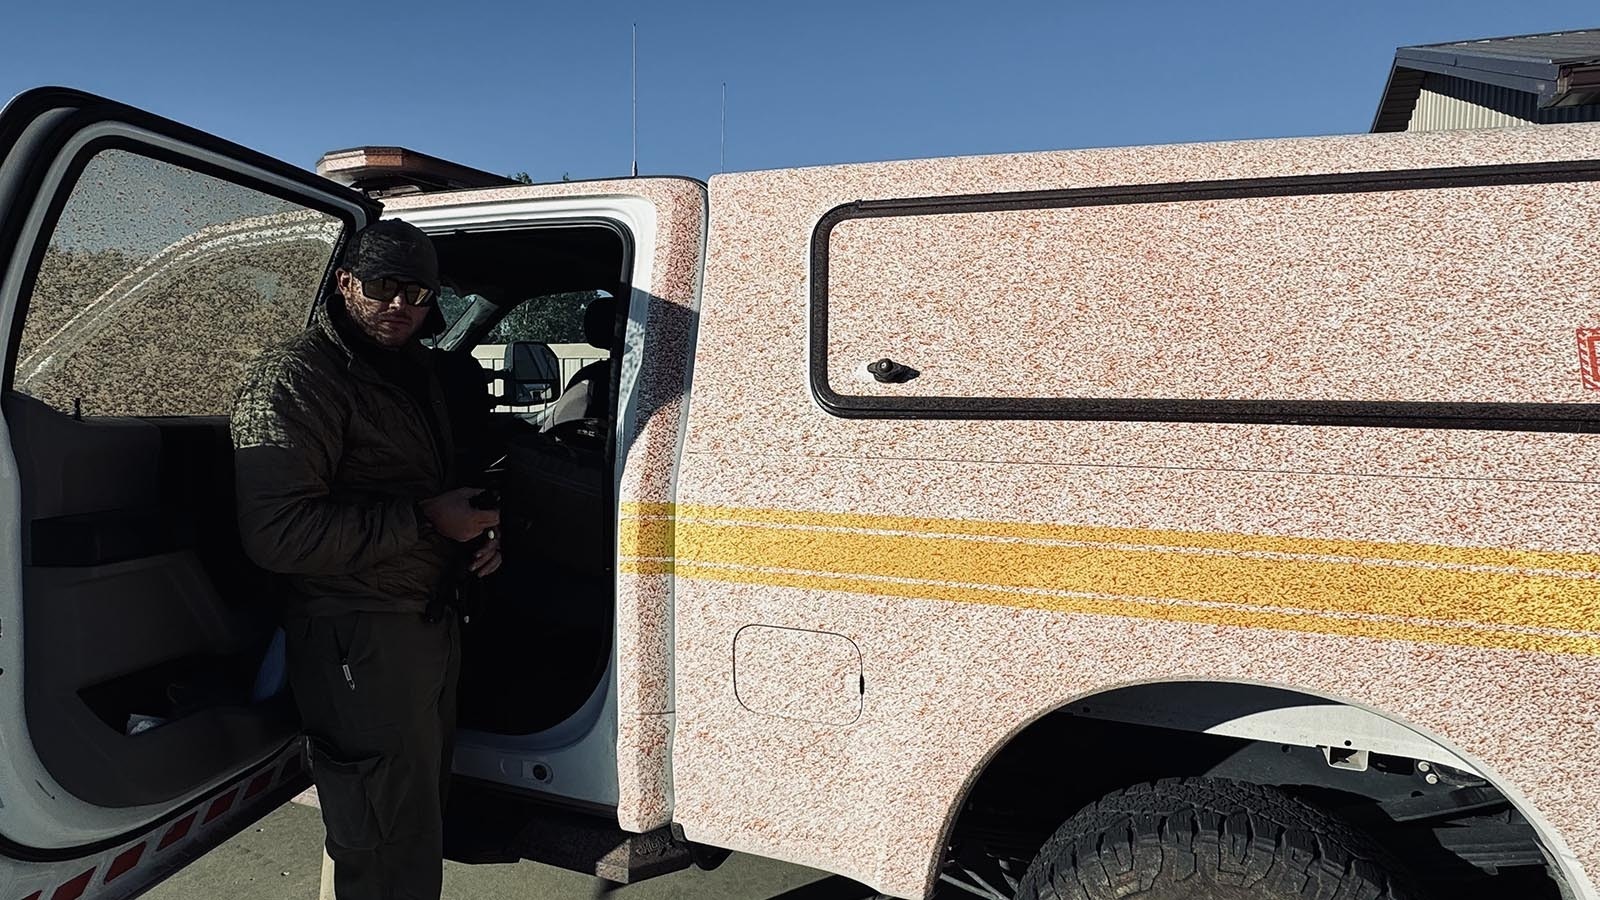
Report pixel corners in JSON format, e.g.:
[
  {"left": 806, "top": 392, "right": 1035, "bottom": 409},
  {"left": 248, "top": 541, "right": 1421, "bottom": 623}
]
[{"left": 231, "top": 296, "right": 458, "bottom": 616}]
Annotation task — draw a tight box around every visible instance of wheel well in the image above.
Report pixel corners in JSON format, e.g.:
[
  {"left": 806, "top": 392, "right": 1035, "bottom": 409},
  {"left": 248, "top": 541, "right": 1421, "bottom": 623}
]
[{"left": 933, "top": 682, "right": 1575, "bottom": 900}]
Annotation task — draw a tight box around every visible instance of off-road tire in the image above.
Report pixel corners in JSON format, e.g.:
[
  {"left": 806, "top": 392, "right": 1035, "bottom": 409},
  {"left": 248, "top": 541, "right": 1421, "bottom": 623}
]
[{"left": 1013, "top": 777, "right": 1418, "bottom": 900}]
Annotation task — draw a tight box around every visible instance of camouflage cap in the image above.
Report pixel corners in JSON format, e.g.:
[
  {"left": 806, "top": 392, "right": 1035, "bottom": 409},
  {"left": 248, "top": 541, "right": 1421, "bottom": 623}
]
[{"left": 339, "top": 219, "right": 440, "bottom": 293}]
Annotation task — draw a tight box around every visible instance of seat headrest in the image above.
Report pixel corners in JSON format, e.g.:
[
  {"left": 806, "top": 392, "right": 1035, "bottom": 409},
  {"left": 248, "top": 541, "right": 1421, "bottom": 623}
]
[{"left": 583, "top": 295, "right": 616, "bottom": 349}]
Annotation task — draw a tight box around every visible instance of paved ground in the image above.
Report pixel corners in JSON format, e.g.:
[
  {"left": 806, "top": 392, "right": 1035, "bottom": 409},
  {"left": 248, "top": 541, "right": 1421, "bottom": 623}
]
[{"left": 143, "top": 797, "right": 877, "bottom": 900}]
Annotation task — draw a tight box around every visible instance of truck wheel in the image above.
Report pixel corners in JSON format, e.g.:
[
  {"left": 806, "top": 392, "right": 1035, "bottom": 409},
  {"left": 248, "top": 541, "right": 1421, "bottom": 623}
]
[{"left": 1014, "top": 777, "right": 1417, "bottom": 900}]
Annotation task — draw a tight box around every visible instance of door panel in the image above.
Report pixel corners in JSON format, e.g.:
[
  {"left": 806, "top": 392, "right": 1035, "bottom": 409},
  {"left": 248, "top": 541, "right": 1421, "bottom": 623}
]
[
  {"left": 11, "top": 394, "right": 291, "bottom": 810},
  {"left": 0, "top": 87, "right": 374, "bottom": 897}
]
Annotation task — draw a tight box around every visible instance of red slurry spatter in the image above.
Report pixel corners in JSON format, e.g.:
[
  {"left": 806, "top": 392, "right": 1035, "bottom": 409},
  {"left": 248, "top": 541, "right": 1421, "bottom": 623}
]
[
  {"left": 157, "top": 811, "right": 198, "bottom": 850},
  {"left": 243, "top": 770, "right": 274, "bottom": 800},
  {"left": 1579, "top": 328, "right": 1600, "bottom": 390},
  {"left": 202, "top": 790, "right": 237, "bottom": 825},
  {"left": 48, "top": 869, "right": 94, "bottom": 900},
  {"left": 103, "top": 843, "right": 146, "bottom": 883}
]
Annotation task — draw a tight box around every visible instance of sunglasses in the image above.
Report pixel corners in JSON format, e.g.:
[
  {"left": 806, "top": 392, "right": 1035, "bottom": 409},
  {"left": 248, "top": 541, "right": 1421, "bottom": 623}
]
[{"left": 358, "top": 276, "right": 435, "bottom": 307}]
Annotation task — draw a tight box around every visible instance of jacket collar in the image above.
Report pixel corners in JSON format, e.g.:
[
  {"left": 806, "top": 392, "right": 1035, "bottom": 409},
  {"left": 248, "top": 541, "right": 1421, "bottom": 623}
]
[
  {"left": 312, "top": 292, "right": 456, "bottom": 484},
  {"left": 313, "top": 292, "right": 357, "bottom": 361}
]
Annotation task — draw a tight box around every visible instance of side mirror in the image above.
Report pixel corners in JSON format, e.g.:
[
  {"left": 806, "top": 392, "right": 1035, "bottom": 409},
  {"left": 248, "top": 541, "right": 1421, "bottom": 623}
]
[{"left": 501, "top": 341, "right": 561, "bottom": 405}]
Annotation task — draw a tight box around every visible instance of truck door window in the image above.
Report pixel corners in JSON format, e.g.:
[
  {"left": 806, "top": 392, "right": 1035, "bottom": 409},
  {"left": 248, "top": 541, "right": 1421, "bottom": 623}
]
[
  {"left": 488, "top": 290, "right": 599, "bottom": 344},
  {"left": 13, "top": 148, "right": 342, "bottom": 417},
  {"left": 436, "top": 285, "right": 477, "bottom": 332},
  {"left": 472, "top": 291, "right": 612, "bottom": 412}
]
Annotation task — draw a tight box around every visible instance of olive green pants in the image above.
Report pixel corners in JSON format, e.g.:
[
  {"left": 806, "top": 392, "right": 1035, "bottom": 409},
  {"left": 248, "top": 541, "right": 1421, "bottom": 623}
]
[{"left": 287, "top": 610, "right": 460, "bottom": 900}]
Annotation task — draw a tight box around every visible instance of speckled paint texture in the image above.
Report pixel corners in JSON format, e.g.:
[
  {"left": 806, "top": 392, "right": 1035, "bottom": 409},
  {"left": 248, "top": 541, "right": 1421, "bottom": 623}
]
[
  {"left": 733, "top": 625, "right": 863, "bottom": 725},
  {"left": 828, "top": 184, "right": 1600, "bottom": 403},
  {"left": 660, "top": 125, "right": 1600, "bottom": 899},
  {"left": 388, "top": 178, "right": 706, "bottom": 833}
]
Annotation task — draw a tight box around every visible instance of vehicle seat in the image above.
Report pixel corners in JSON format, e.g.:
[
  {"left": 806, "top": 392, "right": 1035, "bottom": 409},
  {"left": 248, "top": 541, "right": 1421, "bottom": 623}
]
[{"left": 542, "top": 294, "right": 614, "bottom": 429}]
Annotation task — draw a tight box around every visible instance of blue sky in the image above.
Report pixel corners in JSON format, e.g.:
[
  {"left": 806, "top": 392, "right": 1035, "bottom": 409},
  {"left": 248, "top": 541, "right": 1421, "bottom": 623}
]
[{"left": 1, "top": 1, "right": 1596, "bottom": 182}]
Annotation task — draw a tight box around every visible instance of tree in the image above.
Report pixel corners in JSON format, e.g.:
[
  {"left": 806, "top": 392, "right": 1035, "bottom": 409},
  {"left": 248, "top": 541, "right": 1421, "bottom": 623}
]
[{"left": 506, "top": 171, "right": 574, "bottom": 184}]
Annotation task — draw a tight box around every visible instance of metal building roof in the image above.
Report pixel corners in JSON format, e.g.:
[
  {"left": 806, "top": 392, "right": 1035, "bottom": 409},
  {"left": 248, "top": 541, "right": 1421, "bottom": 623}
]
[{"left": 1372, "top": 28, "right": 1600, "bottom": 131}]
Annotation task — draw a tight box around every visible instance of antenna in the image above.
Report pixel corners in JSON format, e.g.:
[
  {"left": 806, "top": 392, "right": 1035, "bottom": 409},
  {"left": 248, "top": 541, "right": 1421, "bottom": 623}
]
[
  {"left": 631, "top": 23, "right": 639, "bottom": 177},
  {"left": 720, "top": 82, "right": 726, "bottom": 174}
]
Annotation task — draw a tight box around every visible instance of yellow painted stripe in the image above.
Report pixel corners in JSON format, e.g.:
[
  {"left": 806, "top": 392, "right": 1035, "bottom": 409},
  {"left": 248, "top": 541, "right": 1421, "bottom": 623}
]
[
  {"left": 627, "top": 560, "right": 1600, "bottom": 656},
  {"left": 640, "top": 502, "right": 1600, "bottom": 575},
  {"left": 619, "top": 508, "right": 674, "bottom": 559},
  {"left": 617, "top": 503, "right": 1600, "bottom": 655}
]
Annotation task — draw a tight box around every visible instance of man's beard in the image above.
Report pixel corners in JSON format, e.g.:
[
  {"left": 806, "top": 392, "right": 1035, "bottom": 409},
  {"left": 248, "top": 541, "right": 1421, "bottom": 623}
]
[{"left": 344, "top": 292, "right": 420, "bottom": 347}]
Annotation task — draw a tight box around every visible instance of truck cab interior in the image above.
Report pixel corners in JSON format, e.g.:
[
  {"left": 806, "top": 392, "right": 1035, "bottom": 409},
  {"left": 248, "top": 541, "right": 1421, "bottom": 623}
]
[{"left": 426, "top": 222, "right": 631, "bottom": 737}]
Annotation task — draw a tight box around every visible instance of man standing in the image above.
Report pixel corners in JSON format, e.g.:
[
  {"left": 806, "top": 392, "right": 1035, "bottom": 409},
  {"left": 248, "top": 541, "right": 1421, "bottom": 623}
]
[{"left": 231, "top": 219, "right": 500, "bottom": 900}]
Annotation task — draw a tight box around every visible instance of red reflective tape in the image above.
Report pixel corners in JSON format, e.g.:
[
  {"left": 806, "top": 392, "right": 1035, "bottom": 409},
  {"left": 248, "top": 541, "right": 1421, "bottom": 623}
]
[
  {"left": 243, "top": 770, "right": 274, "bottom": 800},
  {"left": 49, "top": 869, "right": 94, "bottom": 900},
  {"left": 22, "top": 891, "right": 42, "bottom": 900},
  {"left": 157, "top": 811, "right": 198, "bottom": 850},
  {"left": 202, "top": 790, "right": 237, "bottom": 825},
  {"left": 104, "top": 843, "right": 146, "bottom": 883},
  {"left": 1580, "top": 328, "right": 1600, "bottom": 390}
]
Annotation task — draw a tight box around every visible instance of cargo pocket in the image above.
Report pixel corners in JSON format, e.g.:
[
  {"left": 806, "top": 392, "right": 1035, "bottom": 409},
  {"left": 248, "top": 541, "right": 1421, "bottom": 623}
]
[{"left": 305, "top": 737, "right": 383, "bottom": 851}]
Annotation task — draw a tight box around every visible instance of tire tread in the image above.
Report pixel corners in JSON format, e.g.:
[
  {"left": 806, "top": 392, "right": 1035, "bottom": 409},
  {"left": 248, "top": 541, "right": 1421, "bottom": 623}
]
[{"left": 1014, "top": 777, "right": 1416, "bottom": 900}]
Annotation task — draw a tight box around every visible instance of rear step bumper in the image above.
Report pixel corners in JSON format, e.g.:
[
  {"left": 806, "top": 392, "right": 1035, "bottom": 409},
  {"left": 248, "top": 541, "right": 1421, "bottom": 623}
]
[{"left": 442, "top": 778, "right": 697, "bottom": 884}]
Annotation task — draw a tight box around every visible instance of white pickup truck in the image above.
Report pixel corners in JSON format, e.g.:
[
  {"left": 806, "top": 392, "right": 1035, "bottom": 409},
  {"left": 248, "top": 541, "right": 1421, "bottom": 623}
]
[{"left": 0, "top": 87, "right": 1597, "bottom": 900}]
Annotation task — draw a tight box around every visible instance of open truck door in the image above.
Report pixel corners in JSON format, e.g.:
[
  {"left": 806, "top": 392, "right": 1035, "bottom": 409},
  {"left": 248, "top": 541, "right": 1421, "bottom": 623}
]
[{"left": 0, "top": 87, "right": 377, "bottom": 900}]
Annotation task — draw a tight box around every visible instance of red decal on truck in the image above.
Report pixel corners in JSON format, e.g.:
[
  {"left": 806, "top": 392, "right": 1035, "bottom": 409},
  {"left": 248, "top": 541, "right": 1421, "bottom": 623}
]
[
  {"left": 1579, "top": 328, "right": 1600, "bottom": 390},
  {"left": 202, "top": 790, "right": 236, "bottom": 824},
  {"left": 243, "top": 770, "right": 274, "bottom": 800},
  {"left": 49, "top": 869, "right": 94, "bottom": 900},
  {"left": 103, "top": 843, "right": 145, "bottom": 883},
  {"left": 157, "top": 811, "right": 197, "bottom": 850}
]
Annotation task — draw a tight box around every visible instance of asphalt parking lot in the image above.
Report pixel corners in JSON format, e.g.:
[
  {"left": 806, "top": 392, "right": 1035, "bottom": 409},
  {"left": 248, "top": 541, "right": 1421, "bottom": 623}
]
[{"left": 143, "top": 795, "right": 879, "bottom": 900}]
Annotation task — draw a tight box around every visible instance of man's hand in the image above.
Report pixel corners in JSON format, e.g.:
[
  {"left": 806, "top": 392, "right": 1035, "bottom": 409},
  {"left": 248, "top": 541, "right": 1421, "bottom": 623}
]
[
  {"left": 419, "top": 488, "right": 500, "bottom": 542},
  {"left": 469, "top": 533, "right": 502, "bottom": 578}
]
